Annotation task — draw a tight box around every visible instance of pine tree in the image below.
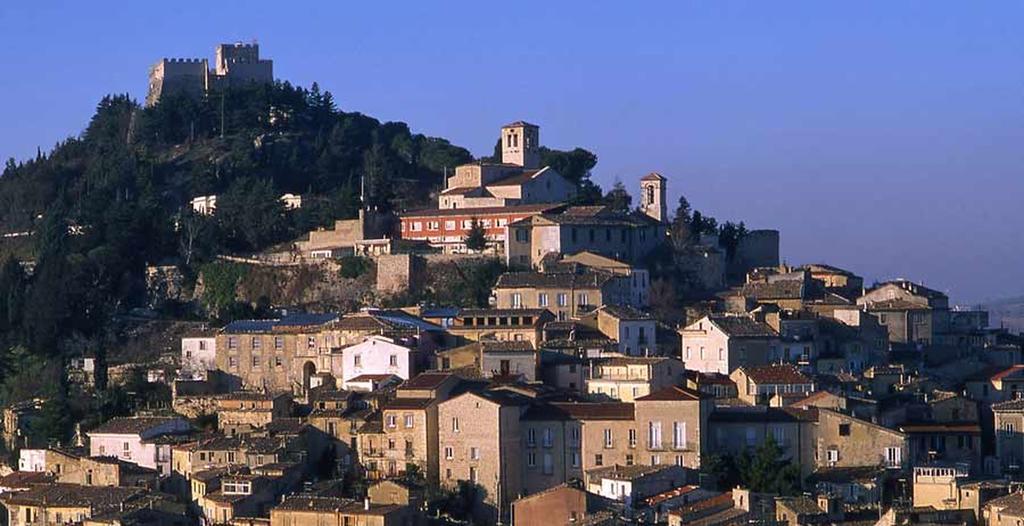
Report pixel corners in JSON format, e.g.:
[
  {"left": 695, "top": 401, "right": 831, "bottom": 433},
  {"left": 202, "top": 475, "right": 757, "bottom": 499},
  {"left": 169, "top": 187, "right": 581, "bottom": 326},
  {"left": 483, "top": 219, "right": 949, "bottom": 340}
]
[{"left": 464, "top": 218, "right": 488, "bottom": 252}]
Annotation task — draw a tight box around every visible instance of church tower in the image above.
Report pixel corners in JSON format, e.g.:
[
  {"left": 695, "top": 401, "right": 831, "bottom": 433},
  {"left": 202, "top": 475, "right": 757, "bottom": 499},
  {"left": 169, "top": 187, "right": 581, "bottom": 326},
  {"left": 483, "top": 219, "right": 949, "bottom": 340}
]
[
  {"left": 640, "top": 172, "right": 667, "bottom": 223},
  {"left": 501, "top": 121, "right": 540, "bottom": 169}
]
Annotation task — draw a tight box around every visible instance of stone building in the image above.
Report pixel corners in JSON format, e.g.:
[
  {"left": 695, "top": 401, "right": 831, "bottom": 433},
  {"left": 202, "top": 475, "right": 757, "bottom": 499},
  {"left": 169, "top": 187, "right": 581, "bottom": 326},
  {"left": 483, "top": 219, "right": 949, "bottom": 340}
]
[
  {"left": 215, "top": 392, "right": 293, "bottom": 436},
  {"left": 857, "top": 279, "right": 951, "bottom": 345},
  {"left": 639, "top": 172, "right": 668, "bottom": 223},
  {"left": 511, "top": 483, "right": 617, "bottom": 526},
  {"left": 586, "top": 356, "right": 685, "bottom": 403},
  {"left": 492, "top": 268, "right": 625, "bottom": 321},
  {"left": 729, "top": 364, "right": 815, "bottom": 406},
  {"left": 679, "top": 315, "right": 779, "bottom": 374},
  {"left": 437, "top": 390, "right": 533, "bottom": 523},
  {"left": 0, "top": 484, "right": 180, "bottom": 526},
  {"left": 436, "top": 340, "right": 537, "bottom": 381},
  {"left": 269, "top": 495, "right": 416, "bottom": 526},
  {"left": 147, "top": 42, "right": 273, "bottom": 107},
  {"left": 506, "top": 204, "right": 665, "bottom": 268},
  {"left": 446, "top": 308, "right": 553, "bottom": 347},
  {"left": 438, "top": 122, "right": 575, "bottom": 210}
]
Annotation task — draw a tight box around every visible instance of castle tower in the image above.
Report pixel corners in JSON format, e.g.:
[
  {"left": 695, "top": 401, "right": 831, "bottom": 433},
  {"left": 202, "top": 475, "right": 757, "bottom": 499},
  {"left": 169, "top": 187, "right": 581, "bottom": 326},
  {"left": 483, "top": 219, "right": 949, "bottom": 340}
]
[
  {"left": 640, "top": 172, "right": 667, "bottom": 223},
  {"left": 501, "top": 121, "right": 540, "bottom": 169}
]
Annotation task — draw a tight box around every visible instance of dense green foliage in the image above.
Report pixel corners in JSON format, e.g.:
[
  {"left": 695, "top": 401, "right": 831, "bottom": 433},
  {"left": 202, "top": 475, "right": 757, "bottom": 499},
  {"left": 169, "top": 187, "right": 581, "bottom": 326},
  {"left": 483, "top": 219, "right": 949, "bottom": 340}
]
[
  {"left": 701, "top": 437, "right": 801, "bottom": 495},
  {"left": 0, "top": 80, "right": 603, "bottom": 448},
  {"left": 464, "top": 218, "right": 487, "bottom": 251}
]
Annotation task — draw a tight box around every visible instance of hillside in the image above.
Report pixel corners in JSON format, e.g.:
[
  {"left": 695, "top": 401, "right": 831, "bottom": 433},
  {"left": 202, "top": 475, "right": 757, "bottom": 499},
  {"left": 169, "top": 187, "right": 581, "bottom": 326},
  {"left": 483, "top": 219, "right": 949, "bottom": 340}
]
[{"left": 983, "top": 295, "right": 1024, "bottom": 334}]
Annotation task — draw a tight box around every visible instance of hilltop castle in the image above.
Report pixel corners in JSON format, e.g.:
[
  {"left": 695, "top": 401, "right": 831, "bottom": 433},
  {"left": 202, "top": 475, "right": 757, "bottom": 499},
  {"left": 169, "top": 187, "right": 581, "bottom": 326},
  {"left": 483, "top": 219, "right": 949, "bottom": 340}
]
[{"left": 146, "top": 42, "right": 274, "bottom": 107}]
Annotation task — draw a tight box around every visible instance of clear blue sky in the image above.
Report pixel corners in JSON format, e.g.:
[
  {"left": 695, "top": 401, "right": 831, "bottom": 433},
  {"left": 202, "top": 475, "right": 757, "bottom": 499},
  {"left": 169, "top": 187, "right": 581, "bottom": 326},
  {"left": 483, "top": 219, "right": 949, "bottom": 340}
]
[{"left": 2, "top": 1, "right": 1023, "bottom": 304}]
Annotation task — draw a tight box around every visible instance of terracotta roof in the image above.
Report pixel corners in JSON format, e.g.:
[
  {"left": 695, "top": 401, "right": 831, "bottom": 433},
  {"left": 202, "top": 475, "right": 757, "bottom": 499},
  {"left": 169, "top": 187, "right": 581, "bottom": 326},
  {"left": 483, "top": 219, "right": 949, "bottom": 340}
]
[
  {"left": 399, "top": 372, "right": 456, "bottom": 391},
  {"left": 992, "top": 365, "right": 1024, "bottom": 381},
  {"left": 384, "top": 398, "right": 434, "bottom": 410},
  {"left": 598, "top": 304, "right": 654, "bottom": 321},
  {"left": 348, "top": 374, "right": 400, "bottom": 383},
  {"left": 777, "top": 496, "right": 825, "bottom": 516},
  {"left": 641, "top": 172, "right": 666, "bottom": 181},
  {"left": 740, "top": 364, "right": 812, "bottom": 385},
  {"left": 399, "top": 203, "right": 562, "bottom": 218},
  {"left": 865, "top": 299, "right": 931, "bottom": 311},
  {"left": 742, "top": 280, "right": 804, "bottom": 300},
  {"left": 587, "top": 463, "right": 674, "bottom": 481}
]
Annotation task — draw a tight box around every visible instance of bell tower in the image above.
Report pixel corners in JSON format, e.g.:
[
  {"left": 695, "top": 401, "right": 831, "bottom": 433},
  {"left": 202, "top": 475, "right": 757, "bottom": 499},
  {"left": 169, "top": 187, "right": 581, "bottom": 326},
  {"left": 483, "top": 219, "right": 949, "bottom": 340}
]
[
  {"left": 500, "top": 121, "right": 540, "bottom": 169},
  {"left": 640, "top": 172, "right": 667, "bottom": 223}
]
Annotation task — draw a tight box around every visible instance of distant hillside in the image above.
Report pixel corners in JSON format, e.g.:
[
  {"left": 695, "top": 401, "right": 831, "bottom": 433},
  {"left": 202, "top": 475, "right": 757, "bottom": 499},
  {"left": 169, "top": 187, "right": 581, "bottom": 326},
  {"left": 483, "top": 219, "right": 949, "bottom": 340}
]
[{"left": 983, "top": 295, "right": 1024, "bottom": 334}]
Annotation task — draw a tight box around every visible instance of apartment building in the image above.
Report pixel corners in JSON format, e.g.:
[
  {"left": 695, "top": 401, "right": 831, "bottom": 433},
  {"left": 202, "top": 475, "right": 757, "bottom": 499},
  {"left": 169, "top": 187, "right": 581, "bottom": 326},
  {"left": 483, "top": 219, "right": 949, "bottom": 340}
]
[
  {"left": 679, "top": 315, "right": 779, "bottom": 374},
  {"left": 447, "top": 308, "right": 553, "bottom": 347},
  {"left": 586, "top": 356, "right": 685, "bottom": 402},
  {"left": 730, "top": 364, "right": 815, "bottom": 406}
]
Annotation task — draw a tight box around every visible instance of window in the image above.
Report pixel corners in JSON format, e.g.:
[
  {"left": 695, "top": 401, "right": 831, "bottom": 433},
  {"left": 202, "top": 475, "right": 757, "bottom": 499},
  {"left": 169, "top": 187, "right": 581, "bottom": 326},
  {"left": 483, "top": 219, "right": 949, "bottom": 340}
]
[
  {"left": 274, "top": 336, "right": 284, "bottom": 349},
  {"left": 542, "top": 428, "right": 553, "bottom": 448},
  {"left": 839, "top": 423, "right": 851, "bottom": 436},
  {"left": 410, "top": 222, "right": 422, "bottom": 232},
  {"left": 577, "top": 293, "right": 589, "bottom": 306},
  {"left": 538, "top": 293, "right": 549, "bottom": 307},
  {"left": 557, "top": 293, "right": 568, "bottom": 307},
  {"left": 386, "top": 415, "right": 397, "bottom": 428},
  {"left": 353, "top": 354, "right": 361, "bottom": 367},
  {"left": 604, "top": 428, "right": 613, "bottom": 448},
  {"left": 252, "top": 355, "right": 260, "bottom": 367},
  {"left": 628, "top": 429, "right": 637, "bottom": 448},
  {"left": 452, "top": 417, "right": 460, "bottom": 432},
  {"left": 427, "top": 221, "right": 439, "bottom": 230},
  {"left": 444, "top": 446, "right": 454, "bottom": 460},
  {"left": 527, "top": 428, "right": 536, "bottom": 447},
  {"left": 527, "top": 451, "right": 536, "bottom": 467},
  {"left": 275, "top": 356, "right": 283, "bottom": 367},
  {"left": 445, "top": 220, "right": 456, "bottom": 230},
  {"left": 251, "top": 337, "right": 261, "bottom": 349},
  {"left": 389, "top": 354, "right": 398, "bottom": 367},
  {"left": 595, "top": 454, "right": 604, "bottom": 466},
  {"left": 543, "top": 453, "right": 553, "bottom": 475},
  {"left": 626, "top": 454, "right": 634, "bottom": 466},
  {"left": 571, "top": 451, "right": 580, "bottom": 468},
  {"left": 404, "top": 414, "right": 414, "bottom": 428},
  {"left": 827, "top": 449, "right": 839, "bottom": 463},
  {"left": 885, "top": 447, "right": 902, "bottom": 468},
  {"left": 227, "top": 336, "right": 238, "bottom": 349},
  {"left": 673, "top": 422, "right": 686, "bottom": 449},
  {"left": 228, "top": 356, "right": 238, "bottom": 369},
  {"left": 649, "top": 421, "right": 662, "bottom": 449},
  {"left": 511, "top": 293, "right": 522, "bottom": 308},
  {"left": 469, "top": 447, "right": 480, "bottom": 460},
  {"left": 469, "top": 466, "right": 478, "bottom": 483},
  {"left": 307, "top": 336, "right": 316, "bottom": 349},
  {"left": 570, "top": 427, "right": 580, "bottom": 446}
]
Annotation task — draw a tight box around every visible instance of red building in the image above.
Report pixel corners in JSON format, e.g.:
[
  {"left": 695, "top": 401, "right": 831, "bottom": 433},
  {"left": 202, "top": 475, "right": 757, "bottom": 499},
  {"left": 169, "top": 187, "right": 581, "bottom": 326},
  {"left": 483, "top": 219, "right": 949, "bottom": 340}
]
[{"left": 398, "top": 203, "right": 564, "bottom": 254}]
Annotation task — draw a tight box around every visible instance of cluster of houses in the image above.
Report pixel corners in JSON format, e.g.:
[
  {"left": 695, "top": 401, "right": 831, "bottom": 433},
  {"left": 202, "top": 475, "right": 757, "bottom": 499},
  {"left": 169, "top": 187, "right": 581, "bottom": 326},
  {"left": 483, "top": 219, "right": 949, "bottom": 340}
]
[{"left": 1, "top": 121, "right": 1023, "bottom": 526}]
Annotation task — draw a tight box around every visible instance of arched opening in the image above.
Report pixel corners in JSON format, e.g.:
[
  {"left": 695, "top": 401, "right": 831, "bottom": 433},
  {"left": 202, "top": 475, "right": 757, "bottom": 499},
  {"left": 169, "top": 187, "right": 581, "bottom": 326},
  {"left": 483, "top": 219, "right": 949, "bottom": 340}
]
[{"left": 302, "top": 361, "right": 317, "bottom": 393}]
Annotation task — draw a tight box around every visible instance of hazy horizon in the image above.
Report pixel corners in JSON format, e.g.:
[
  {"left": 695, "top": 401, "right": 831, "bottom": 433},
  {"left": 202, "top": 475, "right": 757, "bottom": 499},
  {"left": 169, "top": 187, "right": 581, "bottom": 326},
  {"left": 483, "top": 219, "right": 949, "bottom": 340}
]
[{"left": 2, "top": 1, "right": 1022, "bottom": 304}]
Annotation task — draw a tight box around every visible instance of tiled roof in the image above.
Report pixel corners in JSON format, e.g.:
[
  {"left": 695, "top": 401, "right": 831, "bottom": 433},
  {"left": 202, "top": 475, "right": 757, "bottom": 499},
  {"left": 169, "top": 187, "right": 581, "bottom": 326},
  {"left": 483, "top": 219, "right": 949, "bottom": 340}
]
[
  {"left": 0, "top": 483, "right": 145, "bottom": 508},
  {"left": 89, "top": 416, "right": 185, "bottom": 435},
  {"left": 485, "top": 169, "right": 545, "bottom": 187},
  {"left": 521, "top": 401, "right": 634, "bottom": 421},
  {"left": 636, "top": 385, "right": 707, "bottom": 402},
  {"left": 595, "top": 356, "right": 673, "bottom": 367},
  {"left": 707, "top": 315, "right": 778, "bottom": 338},
  {"left": 742, "top": 280, "right": 804, "bottom": 300},
  {"left": 384, "top": 398, "right": 434, "bottom": 410},
  {"left": 777, "top": 495, "right": 825, "bottom": 515},
  {"left": 275, "top": 495, "right": 403, "bottom": 515},
  {"left": 709, "top": 406, "right": 818, "bottom": 423},
  {"left": 992, "top": 399, "right": 1024, "bottom": 412},
  {"left": 808, "top": 466, "right": 884, "bottom": 484},
  {"left": 399, "top": 372, "right": 456, "bottom": 391},
  {"left": 587, "top": 463, "right": 673, "bottom": 482},
  {"left": 865, "top": 299, "right": 931, "bottom": 311},
  {"left": 740, "top": 364, "right": 812, "bottom": 385},
  {"left": 598, "top": 304, "right": 653, "bottom": 321},
  {"left": 399, "top": 203, "right": 562, "bottom": 218},
  {"left": 641, "top": 172, "right": 666, "bottom": 181},
  {"left": 494, "top": 270, "right": 614, "bottom": 290}
]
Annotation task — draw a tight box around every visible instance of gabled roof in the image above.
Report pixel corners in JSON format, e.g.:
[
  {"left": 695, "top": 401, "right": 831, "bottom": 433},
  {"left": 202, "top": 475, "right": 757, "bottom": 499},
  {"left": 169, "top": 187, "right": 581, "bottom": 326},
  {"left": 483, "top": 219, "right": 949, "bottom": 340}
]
[
  {"left": 399, "top": 203, "right": 563, "bottom": 218},
  {"left": 89, "top": 416, "right": 186, "bottom": 436},
  {"left": 739, "top": 364, "right": 812, "bottom": 385},
  {"left": 704, "top": 315, "right": 778, "bottom": 338},
  {"left": 503, "top": 120, "right": 538, "bottom": 128},
  {"left": 494, "top": 270, "right": 614, "bottom": 290},
  {"left": 636, "top": 385, "right": 708, "bottom": 402},
  {"left": 991, "top": 398, "right": 1024, "bottom": 412},
  {"left": 641, "top": 172, "right": 666, "bottom": 182},
  {"left": 521, "top": 401, "right": 634, "bottom": 421}
]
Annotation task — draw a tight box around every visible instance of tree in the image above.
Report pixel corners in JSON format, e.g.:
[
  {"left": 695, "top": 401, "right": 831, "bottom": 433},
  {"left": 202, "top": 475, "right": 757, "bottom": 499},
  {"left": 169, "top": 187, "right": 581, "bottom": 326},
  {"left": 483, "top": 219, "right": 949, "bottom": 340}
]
[
  {"left": 216, "top": 177, "right": 289, "bottom": 252},
  {"left": 604, "top": 180, "right": 632, "bottom": 213},
  {"left": 464, "top": 218, "right": 487, "bottom": 252},
  {"left": 689, "top": 210, "right": 718, "bottom": 242},
  {"left": 735, "top": 436, "right": 801, "bottom": 495},
  {"left": 670, "top": 195, "right": 693, "bottom": 247},
  {"left": 718, "top": 221, "right": 749, "bottom": 260}
]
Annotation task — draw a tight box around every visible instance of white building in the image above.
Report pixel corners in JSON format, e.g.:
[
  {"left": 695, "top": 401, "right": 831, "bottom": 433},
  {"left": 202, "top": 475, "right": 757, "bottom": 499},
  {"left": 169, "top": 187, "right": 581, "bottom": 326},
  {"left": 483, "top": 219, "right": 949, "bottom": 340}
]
[
  {"left": 18, "top": 449, "right": 46, "bottom": 472},
  {"left": 181, "top": 336, "right": 216, "bottom": 380},
  {"left": 87, "top": 416, "right": 192, "bottom": 475},
  {"left": 190, "top": 195, "right": 217, "bottom": 215},
  {"left": 679, "top": 315, "right": 779, "bottom": 374},
  {"left": 340, "top": 336, "right": 417, "bottom": 385},
  {"left": 280, "top": 193, "right": 303, "bottom": 210}
]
